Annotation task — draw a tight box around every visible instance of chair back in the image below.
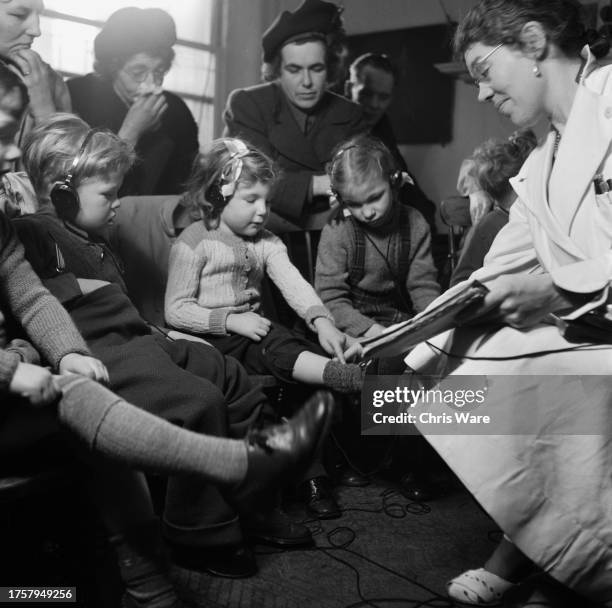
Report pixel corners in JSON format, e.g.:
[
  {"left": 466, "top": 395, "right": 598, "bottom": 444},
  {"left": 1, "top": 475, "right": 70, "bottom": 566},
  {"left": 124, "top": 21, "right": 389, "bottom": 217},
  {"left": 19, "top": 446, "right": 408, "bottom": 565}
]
[{"left": 439, "top": 196, "right": 472, "bottom": 272}]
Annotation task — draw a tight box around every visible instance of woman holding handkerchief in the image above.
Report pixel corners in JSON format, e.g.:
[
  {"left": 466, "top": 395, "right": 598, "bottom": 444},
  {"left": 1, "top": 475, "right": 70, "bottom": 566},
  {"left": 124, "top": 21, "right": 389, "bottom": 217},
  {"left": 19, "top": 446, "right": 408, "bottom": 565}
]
[
  {"left": 405, "top": 1, "right": 612, "bottom": 605},
  {"left": 67, "top": 7, "right": 198, "bottom": 196}
]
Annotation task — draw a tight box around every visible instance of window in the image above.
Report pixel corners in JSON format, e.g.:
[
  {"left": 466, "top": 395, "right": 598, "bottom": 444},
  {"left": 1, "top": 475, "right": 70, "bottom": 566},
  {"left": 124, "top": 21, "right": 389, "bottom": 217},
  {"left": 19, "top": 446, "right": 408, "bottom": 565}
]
[{"left": 33, "top": 0, "right": 218, "bottom": 147}]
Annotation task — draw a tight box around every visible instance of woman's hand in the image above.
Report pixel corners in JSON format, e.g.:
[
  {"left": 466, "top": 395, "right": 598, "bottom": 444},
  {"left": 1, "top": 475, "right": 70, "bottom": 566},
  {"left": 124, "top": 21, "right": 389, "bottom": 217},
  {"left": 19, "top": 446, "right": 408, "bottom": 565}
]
[
  {"left": 462, "top": 274, "right": 574, "bottom": 328},
  {"left": 11, "top": 50, "right": 57, "bottom": 120},
  {"left": 314, "top": 317, "right": 349, "bottom": 362},
  {"left": 9, "top": 362, "right": 60, "bottom": 407},
  {"left": 226, "top": 312, "right": 271, "bottom": 342},
  {"left": 58, "top": 353, "right": 109, "bottom": 384},
  {"left": 118, "top": 93, "right": 168, "bottom": 144}
]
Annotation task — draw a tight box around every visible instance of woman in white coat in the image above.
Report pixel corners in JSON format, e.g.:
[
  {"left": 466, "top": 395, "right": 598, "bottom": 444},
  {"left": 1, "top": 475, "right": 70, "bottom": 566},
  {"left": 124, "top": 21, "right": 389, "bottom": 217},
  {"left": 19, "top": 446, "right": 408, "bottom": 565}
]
[{"left": 405, "top": 0, "right": 612, "bottom": 605}]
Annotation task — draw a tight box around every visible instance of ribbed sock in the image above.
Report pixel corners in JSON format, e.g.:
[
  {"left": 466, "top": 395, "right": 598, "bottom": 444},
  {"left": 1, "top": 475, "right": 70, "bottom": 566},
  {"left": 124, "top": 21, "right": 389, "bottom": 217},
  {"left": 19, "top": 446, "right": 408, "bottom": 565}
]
[
  {"left": 322, "top": 361, "right": 364, "bottom": 393},
  {"left": 93, "top": 400, "right": 248, "bottom": 485},
  {"left": 57, "top": 375, "right": 248, "bottom": 485}
]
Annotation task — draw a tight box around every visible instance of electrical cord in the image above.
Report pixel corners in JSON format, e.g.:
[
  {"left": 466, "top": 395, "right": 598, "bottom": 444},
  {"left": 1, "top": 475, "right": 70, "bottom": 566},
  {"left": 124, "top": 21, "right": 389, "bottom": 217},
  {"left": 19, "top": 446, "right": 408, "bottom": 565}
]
[{"left": 256, "top": 484, "right": 463, "bottom": 607}]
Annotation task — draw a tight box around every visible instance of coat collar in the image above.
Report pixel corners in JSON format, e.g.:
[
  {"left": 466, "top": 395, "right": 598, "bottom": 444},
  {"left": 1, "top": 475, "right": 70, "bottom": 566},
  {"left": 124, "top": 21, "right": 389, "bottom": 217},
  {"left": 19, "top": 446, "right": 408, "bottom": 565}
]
[
  {"left": 511, "top": 54, "right": 612, "bottom": 259},
  {"left": 267, "top": 82, "right": 357, "bottom": 170}
]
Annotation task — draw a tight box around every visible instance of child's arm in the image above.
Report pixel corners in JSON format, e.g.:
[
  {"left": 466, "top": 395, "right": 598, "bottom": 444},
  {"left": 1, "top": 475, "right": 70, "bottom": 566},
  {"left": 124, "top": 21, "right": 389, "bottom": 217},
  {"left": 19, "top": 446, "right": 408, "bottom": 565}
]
[
  {"left": 314, "top": 223, "right": 381, "bottom": 337},
  {"left": 263, "top": 235, "right": 350, "bottom": 358},
  {"left": 165, "top": 236, "right": 248, "bottom": 335},
  {"left": 0, "top": 213, "right": 91, "bottom": 370},
  {"left": 405, "top": 209, "right": 441, "bottom": 313},
  {"left": 264, "top": 235, "right": 332, "bottom": 329}
]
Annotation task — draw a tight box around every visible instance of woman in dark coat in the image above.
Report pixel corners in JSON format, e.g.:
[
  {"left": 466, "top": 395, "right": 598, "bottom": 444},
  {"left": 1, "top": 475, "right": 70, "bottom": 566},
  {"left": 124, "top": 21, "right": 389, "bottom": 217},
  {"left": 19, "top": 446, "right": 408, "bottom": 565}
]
[{"left": 67, "top": 7, "right": 199, "bottom": 196}]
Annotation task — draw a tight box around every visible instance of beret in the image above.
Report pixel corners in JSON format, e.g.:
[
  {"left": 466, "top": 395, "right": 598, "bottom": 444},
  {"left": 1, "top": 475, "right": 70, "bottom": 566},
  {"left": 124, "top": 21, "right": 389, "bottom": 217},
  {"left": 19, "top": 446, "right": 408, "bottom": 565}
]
[
  {"left": 262, "top": 0, "right": 343, "bottom": 62},
  {"left": 94, "top": 7, "right": 177, "bottom": 63}
]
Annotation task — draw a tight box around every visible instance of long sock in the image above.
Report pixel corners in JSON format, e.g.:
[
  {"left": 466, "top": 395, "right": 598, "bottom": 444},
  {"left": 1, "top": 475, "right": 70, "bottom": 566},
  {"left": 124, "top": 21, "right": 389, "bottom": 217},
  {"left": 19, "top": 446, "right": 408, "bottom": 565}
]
[
  {"left": 55, "top": 375, "right": 247, "bottom": 485},
  {"left": 322, "top": 361, "right": 364, "bottom": 393}
]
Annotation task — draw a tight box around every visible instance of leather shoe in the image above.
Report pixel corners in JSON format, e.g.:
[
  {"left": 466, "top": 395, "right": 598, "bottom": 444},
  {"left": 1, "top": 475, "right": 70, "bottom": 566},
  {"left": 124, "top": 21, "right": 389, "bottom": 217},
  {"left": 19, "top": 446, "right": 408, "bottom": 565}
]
[
  {"left": 300, "top": 476, "right": 341, "bottom": 520},
  {"left": 230, "top": 390, "right": 335, "bottom": 508},
  {"left": 168, "top": 543, "right": 257, "bottom": 578},
  {"left": 243, "top": 506, "right": 312, "bottom": 547},
  {"left": 336, "top": 467, "right": 371, "bottom": 487},
  {"left": 398, "top": 472, "right": 436, "bottom": 502}
]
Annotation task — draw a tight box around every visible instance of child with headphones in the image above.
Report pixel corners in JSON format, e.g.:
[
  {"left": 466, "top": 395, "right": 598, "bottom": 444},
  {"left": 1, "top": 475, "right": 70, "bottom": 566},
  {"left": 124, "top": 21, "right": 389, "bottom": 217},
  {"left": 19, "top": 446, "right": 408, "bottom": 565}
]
[
  {"left": 164, "top": 138, "right": 364, "bottom": 394},
  {"left": 314, "top": 135, "right": 441, "bottom": 500},
  {"left": 315, "top": 134, "right": 440, "bottom": 341}
]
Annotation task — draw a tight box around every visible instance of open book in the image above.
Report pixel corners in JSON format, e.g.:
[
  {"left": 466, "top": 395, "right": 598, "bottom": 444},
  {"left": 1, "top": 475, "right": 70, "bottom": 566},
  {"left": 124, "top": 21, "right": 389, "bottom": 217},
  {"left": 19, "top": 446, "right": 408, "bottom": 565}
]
[{"left": 360, "top": 280, "right": 489, "bottom": 359}]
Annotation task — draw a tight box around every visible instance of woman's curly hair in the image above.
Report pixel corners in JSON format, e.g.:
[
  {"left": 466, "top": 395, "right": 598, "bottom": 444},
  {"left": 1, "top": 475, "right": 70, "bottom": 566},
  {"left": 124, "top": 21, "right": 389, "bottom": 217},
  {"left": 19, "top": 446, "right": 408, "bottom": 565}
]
[
  {"left": 470, "top": 128, "right": 538, "bottom": 201},
  {"left": 182, "top": 138, "right": 279, "bottom": 230}
]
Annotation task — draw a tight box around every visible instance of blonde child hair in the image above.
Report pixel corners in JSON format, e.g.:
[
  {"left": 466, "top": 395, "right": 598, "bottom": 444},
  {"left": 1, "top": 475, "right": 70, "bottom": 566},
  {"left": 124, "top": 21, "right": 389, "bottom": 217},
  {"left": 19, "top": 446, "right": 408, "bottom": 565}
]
[{"left": 22, "top": 113, "right": 135, "bottom": 204}]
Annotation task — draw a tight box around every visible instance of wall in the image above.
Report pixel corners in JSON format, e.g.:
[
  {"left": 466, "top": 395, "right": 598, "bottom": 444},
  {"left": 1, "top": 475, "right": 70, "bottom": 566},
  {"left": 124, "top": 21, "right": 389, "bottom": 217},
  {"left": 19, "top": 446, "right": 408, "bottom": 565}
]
[{"left": 341, "top": 0, "right": 515, "bottom": 222}]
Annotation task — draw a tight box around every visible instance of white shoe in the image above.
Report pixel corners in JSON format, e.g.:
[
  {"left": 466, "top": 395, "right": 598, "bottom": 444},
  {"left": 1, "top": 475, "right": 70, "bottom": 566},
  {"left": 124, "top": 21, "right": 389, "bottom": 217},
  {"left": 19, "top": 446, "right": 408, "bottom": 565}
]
[{"left": 447, "top": 567, "right": 515, "bottom": 605}]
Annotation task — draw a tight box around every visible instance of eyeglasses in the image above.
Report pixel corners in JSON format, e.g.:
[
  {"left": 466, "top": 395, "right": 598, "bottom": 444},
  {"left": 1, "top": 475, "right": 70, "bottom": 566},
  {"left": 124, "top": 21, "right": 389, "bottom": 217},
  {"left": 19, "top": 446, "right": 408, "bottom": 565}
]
[
  {"left": 122, "top": 66, "right": 167, "bottom": 84},
  {"left": 471, "top": 43, "right": 503, "bottom": 88}
]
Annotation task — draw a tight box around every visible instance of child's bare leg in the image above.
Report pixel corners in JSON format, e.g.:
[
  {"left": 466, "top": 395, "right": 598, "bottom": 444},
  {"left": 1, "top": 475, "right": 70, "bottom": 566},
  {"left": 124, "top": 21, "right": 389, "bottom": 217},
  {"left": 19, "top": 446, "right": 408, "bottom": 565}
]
[
  {"left": 292, "top": 351, "right": 328, "bottom": 384},
  {"left": 292, "top": 351, "right": 364, "bottom": 393}
]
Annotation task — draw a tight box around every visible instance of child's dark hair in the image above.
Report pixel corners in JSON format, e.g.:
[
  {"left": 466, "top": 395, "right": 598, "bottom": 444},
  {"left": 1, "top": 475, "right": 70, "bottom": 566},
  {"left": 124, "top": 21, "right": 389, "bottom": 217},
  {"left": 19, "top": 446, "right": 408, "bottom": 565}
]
[
  {"left": 471, "top": 128, "right": 537, "bottom": 201},
  {"left": 327, "top": 134, "right": 398, "bottom": 200},
  {"left": 182, "top": 138, "right": 278, "bottom": 229}
]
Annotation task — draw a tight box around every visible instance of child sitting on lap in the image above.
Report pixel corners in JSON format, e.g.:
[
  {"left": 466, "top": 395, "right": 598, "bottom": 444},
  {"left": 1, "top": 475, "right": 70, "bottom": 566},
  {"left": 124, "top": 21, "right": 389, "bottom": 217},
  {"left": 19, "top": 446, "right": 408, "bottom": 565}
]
[{"left": 164, "top": 138, "right": 363, "bottom": 393}]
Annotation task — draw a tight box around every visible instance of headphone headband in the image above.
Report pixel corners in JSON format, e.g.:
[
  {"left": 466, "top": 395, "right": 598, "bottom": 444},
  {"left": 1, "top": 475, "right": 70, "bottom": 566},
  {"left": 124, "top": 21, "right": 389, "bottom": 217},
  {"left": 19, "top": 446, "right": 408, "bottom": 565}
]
[
  {"left": 327, "top": 141, "right": 411, "bottom": 210},
  {"left": 64, "top": 128, "right": 101, "bottom": 185},
  {"left": 219, "top": 138, "right": 250, "bottom": 199}
]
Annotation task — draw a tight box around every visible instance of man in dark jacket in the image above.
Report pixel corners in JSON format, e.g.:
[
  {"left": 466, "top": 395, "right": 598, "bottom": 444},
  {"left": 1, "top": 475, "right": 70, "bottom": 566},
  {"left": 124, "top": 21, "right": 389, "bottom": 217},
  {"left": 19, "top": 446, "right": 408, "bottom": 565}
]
[{"left": 345, "top": 53, "right": 438, "bottom": 235}]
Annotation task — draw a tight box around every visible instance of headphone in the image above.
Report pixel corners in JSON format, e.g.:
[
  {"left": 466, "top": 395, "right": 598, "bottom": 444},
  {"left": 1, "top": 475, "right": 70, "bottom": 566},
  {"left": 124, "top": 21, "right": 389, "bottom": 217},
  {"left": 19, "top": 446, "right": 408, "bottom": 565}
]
[
  {"left": 50, "top": 128, "right": 100, "bottom": 222},
  {"left": 327, "top": 142, "right": 409, "bottom": 215},
  {"left": 204, "top": 139, "right": 251, "bottom": 211}
]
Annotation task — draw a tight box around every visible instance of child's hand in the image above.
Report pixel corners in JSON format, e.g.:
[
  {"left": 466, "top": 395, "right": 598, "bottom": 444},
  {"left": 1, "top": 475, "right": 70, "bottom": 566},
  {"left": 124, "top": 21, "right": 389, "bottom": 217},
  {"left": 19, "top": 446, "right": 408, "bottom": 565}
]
[
  {"left": 226, "top": 312, "right": 271, "bottom": 342},
  {"left": 314, "top": 318, "right": 349, "bottom": 363},
  {"left": 59, "top": 353, "right": 109, "bottom": 384},
  {"left": 9, "top": 362, "right": 60, "bottom": 407}
]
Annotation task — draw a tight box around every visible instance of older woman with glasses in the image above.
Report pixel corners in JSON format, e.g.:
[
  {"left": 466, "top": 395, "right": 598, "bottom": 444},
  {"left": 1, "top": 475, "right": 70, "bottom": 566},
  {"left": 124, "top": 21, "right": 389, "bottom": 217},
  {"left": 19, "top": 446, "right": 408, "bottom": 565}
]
[
  {"left": 403, "top": 0, "right": 612, "bottom": 605},
  {"left": 67, "top": 7, "right": 198, "bottom": 196}
]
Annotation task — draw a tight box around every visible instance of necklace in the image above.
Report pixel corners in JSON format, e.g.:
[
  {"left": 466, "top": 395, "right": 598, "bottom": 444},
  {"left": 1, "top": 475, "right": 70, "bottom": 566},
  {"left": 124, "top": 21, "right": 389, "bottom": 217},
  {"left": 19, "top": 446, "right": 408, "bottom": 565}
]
[{"left": 553, "top": 129, "right": 562, "bottom": 156}]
